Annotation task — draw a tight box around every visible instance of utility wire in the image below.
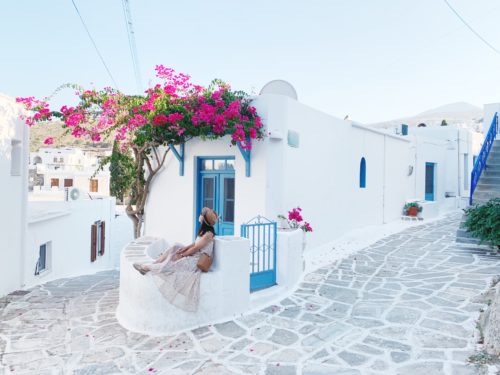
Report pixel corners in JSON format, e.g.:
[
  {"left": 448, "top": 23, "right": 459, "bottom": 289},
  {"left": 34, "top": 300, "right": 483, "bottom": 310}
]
[
  {"left": 71, "top": 0, "right": 120, "bottom": 89},
  {"left": 121, "top": 0, "right": 143, "bottom": 93},
  {"left": 442, "top": 0, "right": 500, "bottom": 56}
]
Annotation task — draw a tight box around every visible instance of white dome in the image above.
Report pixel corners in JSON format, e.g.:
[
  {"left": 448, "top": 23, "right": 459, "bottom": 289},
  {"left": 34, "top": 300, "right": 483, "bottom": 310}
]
[{"left": 259, "top": 80, "right": 298, "bottom": 100}]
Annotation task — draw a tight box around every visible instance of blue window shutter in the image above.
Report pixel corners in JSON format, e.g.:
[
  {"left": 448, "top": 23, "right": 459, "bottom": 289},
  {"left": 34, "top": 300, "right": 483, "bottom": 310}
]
[{"left": 360, "top": 157, "right": 366, "bottom": 188}]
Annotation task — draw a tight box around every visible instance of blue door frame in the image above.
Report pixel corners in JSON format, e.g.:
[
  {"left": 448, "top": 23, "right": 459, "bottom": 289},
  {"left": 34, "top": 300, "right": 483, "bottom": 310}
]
[
  {"left": 425, "top": 162, "right": 435, "bottom": 201},
  {"left": 196, "top": 157, "right": 235, "bottom": 237}
]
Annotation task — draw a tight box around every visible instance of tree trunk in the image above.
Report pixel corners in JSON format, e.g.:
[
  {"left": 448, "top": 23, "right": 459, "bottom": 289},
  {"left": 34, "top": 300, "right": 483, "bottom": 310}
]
[{"left": 125, "top": 144, "right": 171, "bottom": 239}]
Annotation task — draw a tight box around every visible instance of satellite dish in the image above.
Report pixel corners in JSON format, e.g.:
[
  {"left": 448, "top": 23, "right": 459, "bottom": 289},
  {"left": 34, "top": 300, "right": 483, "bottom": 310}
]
[
  {"left": 69, "top": 188, "right": 81, "bottom": 200},
  {"left": 259, "top": 80, "right": 298, "bottom": 100}
]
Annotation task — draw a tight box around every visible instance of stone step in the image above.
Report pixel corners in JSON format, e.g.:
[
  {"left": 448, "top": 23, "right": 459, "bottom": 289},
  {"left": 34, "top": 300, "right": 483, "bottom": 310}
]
[
  {"left": 484, "top": 170, "right": 500, "bottom": 177},
  {"left": 456, "top": 228, "right": 475, "bottom": 239},
  {"left": 477, "top": 178, "right": 500, "bottom": 186},
  {"left": 455, "top": 236, "right": 482, "bottom": 245},
  {"left": 475, "top": 182, "right": 500, "bottom": 191},
  {"left": 473, "top": 191, "right": 500, "bottom": 199},
  {"left": 486, "top": 161, "right": 500, "bottom": 168}
]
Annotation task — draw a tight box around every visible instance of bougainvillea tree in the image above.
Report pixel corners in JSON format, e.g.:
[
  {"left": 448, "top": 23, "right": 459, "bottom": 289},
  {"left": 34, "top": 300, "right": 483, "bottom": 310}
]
[{"left": 17, "top": 66, "right": 265, "bottom": 237}]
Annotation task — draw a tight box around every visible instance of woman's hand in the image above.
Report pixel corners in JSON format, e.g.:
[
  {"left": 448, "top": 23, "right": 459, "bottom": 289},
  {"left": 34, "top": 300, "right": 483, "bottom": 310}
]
[{"left": 176, "top": 246, "right": 188, "bottom": 254}]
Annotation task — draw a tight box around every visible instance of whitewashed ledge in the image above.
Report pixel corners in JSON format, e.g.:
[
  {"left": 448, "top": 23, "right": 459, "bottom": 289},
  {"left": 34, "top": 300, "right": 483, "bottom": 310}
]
[
  {"left": 116, "top": 230, "right": 304, "bottom": 336},
  {"left": 116, "top": 236, "right": 251, "bottom": 335}
]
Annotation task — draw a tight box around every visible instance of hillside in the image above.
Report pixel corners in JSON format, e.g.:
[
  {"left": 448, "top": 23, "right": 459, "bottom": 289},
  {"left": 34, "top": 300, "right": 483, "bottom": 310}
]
[
  {"left": 370, "top": 102, "right": 483, "bottom": 133},
  {"left": 29, "top": 121, "right": 112, "bottom": 152}
]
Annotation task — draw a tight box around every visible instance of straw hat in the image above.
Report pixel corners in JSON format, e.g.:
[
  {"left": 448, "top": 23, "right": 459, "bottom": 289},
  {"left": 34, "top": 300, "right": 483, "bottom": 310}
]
[{"left": 202, "top": 207, "right": 219, "bottom": 226}]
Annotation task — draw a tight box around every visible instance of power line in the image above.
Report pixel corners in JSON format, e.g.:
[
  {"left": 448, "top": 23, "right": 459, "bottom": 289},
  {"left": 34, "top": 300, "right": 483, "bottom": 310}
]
[
  {"left": 442, "top": 0, "right": 500, "bottom": 56},
  {"left": 121, "top": 0, "right": 143, "bottom": 93},
  {"left": 70, "top": 0, "right": 120, "bottom": 89}
]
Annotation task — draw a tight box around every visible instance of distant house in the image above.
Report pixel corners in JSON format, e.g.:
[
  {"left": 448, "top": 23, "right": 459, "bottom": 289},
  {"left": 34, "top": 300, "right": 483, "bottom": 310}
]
[{"left": 29, "top": 147, "right": 110, "bottom": 197}]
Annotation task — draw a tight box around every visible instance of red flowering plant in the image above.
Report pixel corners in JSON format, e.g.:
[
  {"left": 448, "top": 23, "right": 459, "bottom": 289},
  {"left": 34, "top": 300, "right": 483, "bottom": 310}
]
[
  {"left": 278, "top": 207, "right": 313, "bottom": 233},
  {"left": 17, "top": 66, "right": 265, "bottom": 237}
]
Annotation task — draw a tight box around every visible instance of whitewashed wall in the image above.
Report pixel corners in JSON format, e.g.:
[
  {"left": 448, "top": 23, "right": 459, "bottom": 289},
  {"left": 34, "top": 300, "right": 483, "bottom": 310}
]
[
  {"left": 145, "top": 92, "right": 485, "bottom": 255},
  {"left": 0, "top": 94, "right": 28, "bottom": 297},
  {"left": 145, "top": 136, "right": 270, "bottom": 244},
  {"left": 410, "top": 125, "right": 484, "bottom": 207},
  {"left": 253, "top": 94, "right": 411, "bottom": 250},
  {"left": 24, "top": 197, "right": 123, "bottom": 288}
]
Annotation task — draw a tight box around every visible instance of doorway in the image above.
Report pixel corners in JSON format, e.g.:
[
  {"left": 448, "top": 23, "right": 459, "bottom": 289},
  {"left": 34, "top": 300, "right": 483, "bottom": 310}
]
[
  {"left": 425, "top": 162, "right": 435, "bottom": 201},
  {"left": 196, "top": 157, "right": 235, "bottom": 236}
]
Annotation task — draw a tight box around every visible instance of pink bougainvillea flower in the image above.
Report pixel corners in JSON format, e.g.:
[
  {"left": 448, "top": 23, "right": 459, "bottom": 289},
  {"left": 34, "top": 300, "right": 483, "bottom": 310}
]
[
  {"left": 248, "top": 127, "right": 257, "bottom": 139},
  {"left": 65, "top": 112, "right": 84, "bottom": 127},
  {"left": 153, "top": 114, "right": 168, "bottom": 126},
  {"left": 254, "top": 116, "right": 263, "bottom": 129},
  {"left": 231, "top": 128, "right": 245, "bottom": 143},
  {"left": 302, "top": 222, "right": 313, "bottom": 232},
  {"left": 288, "top": 208, "right": 303, "bottom": 223},
  {"left": 43, "top": 137, "right": 54, "bottom": 145},
  {"left": 71, "top": 127, "right": 86, "bottom": 138},
  {"left": 167, "top": 112, "right": 184, "bottom": 124}
]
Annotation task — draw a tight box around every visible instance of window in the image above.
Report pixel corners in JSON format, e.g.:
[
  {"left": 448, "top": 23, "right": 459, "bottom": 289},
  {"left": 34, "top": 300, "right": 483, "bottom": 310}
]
[
  {"left": 464, "top": 153, "right": 469, "bottom": 190},
  {"left": 90, "top": 221, "right": 105, "bottom": 262},
  {"left": 64, "top": 178, "right": 73, "bottom": 187},
  {"left": 359, "top": 157, "right": 366, "bottom": 188},
  {"left": 53, "top": 157, "right": 58, "bottom": 163},
  {"left": 35, "top": 242, "right": 50, "bottom": 275},
  {"left": 10, "top": 139, "right": 22, "bottom": 176},
  {"left": 51, "top": 178, "right": 59, "bottom": 187},
  {"left": 90, "top": 179, "right": 98, "bottom": 192}
]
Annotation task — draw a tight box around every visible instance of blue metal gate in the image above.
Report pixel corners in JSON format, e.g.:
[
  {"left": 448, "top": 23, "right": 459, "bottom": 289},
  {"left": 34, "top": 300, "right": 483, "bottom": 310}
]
[{"left": 241, "top": 216, "right": 277, "bottom": 292}]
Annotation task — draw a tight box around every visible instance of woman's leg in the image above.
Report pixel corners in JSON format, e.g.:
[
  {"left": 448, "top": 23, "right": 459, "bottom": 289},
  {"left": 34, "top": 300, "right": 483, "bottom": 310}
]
[{"left": 154, "top": 243, "right": 184, "bottom": 264}]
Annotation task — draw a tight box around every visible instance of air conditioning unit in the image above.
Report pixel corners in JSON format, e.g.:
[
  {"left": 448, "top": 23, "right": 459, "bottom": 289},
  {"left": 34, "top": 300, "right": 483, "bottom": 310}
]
[{"left": 69, "top": 187, "right": 81, "bottom": 201}]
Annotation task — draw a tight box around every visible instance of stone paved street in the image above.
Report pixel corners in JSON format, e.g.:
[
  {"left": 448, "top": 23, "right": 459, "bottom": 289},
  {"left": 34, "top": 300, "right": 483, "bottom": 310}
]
[{"left": 1, "top": 212, "right": 499, "bottom": 374}]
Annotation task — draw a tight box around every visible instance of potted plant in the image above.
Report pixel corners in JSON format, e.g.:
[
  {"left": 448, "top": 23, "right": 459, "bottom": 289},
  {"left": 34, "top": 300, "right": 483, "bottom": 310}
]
[
  {"left": 404, "top": 202, "right": 422, "bottom": 217},
  {"left": 278, "top": 207, "right": 313, "bottom": 250}
]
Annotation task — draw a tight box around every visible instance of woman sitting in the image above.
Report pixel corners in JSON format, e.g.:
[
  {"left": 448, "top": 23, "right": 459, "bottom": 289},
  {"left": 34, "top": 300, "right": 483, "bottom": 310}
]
[{"left": 133, "top": 207, "right": 217, "bottom": 312}]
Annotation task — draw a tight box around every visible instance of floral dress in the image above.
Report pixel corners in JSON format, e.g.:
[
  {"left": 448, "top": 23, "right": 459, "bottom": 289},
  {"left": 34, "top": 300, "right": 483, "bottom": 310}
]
[{"left": 148, "top": 236, "right": 214, "bottom": 312}]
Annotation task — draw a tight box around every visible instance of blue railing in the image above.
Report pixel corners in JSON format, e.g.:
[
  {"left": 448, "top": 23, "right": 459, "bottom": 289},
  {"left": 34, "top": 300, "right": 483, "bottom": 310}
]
[
  {"left": 241, "top": 215, "right": 277, "bottom": 292},
  {"left": 470, "top": 112, "right": 498, "bottom": 205}
]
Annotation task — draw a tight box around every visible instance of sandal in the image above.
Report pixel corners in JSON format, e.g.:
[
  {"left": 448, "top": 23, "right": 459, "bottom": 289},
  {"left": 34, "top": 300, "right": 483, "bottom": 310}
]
[{"left": 133, "top": 263, "right": 149, "bottom": 275}]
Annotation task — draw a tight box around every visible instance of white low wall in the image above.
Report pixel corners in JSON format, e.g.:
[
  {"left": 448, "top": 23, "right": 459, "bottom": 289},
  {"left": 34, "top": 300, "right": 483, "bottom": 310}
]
[
  {"left": 117, "top": 236, "right": 251, "bottom": 335},
  {"left": 276, "top": 229, "right": 304, "bottom": 289}
]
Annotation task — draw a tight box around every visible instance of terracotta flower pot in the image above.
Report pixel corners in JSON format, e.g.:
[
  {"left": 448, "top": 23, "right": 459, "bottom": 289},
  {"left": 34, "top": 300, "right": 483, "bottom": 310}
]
[{"left": 407, "top": 206, "right": 418, "bottom": 217}]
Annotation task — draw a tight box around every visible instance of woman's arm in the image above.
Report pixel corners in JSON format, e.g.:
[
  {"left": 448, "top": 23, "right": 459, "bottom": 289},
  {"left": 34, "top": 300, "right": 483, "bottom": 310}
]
[
  {"left": 176, "top": 243, "right": 195, "bottom": 254},
  {"left": 182, "top": 233, "right": 214, "bottom": 257}
]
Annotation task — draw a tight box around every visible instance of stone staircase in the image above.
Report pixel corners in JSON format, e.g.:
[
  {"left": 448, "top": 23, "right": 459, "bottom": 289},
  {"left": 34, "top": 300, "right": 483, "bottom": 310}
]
[
  {"left": 472, "top": 139, "right": 500, "bottom": 205},
  {"left": 456, "top": 139, "right": 500, "bottom": 246}
]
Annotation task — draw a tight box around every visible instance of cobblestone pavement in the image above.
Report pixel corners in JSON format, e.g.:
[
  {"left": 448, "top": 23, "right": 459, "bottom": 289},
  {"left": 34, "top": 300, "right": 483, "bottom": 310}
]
[{"left": 1, "top": 213, "right": 499, "bottom": 375}]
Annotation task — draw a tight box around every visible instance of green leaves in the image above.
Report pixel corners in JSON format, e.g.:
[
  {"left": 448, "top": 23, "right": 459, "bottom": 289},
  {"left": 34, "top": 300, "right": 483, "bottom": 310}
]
[{"left": 464, "top": 198, "right": 500, "bottom": 247}]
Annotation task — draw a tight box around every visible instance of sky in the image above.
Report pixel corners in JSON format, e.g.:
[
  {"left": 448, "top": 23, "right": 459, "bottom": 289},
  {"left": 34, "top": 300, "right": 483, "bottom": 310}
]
[{"left": 1, "top": 0, "right": 500, "bottom": 123}]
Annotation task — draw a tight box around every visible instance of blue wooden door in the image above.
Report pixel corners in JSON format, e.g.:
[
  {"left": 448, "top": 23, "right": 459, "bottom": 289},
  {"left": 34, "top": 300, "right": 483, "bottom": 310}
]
[
  {"left": 197, "top": 158, "right": 235, "bottom": 236},
  {"left": 219, "top": 174, "right": 235, "bottom": 235},
  {"left": 425, "top": 162, "right": 435, "bottom": 201}
]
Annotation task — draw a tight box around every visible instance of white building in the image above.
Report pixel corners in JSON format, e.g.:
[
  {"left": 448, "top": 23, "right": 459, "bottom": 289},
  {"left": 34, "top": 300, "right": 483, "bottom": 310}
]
[
  {"left": 0, "top": 94, "right": 128, "bottom": 297},
  {"left": 143, "top": 81, "right": 484, "bottom": 251},
  {"left": 118, "top": 81, "right": 486, "bottom": 334},
  {"left": 25, "top": 197, "right": 119, "bottom": 288},
  {"left": 0, "top": 94, "right": 29, "bottom": 297},
  {"left": 29, "top": 147, "right": 110, "bottom": 197}
]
